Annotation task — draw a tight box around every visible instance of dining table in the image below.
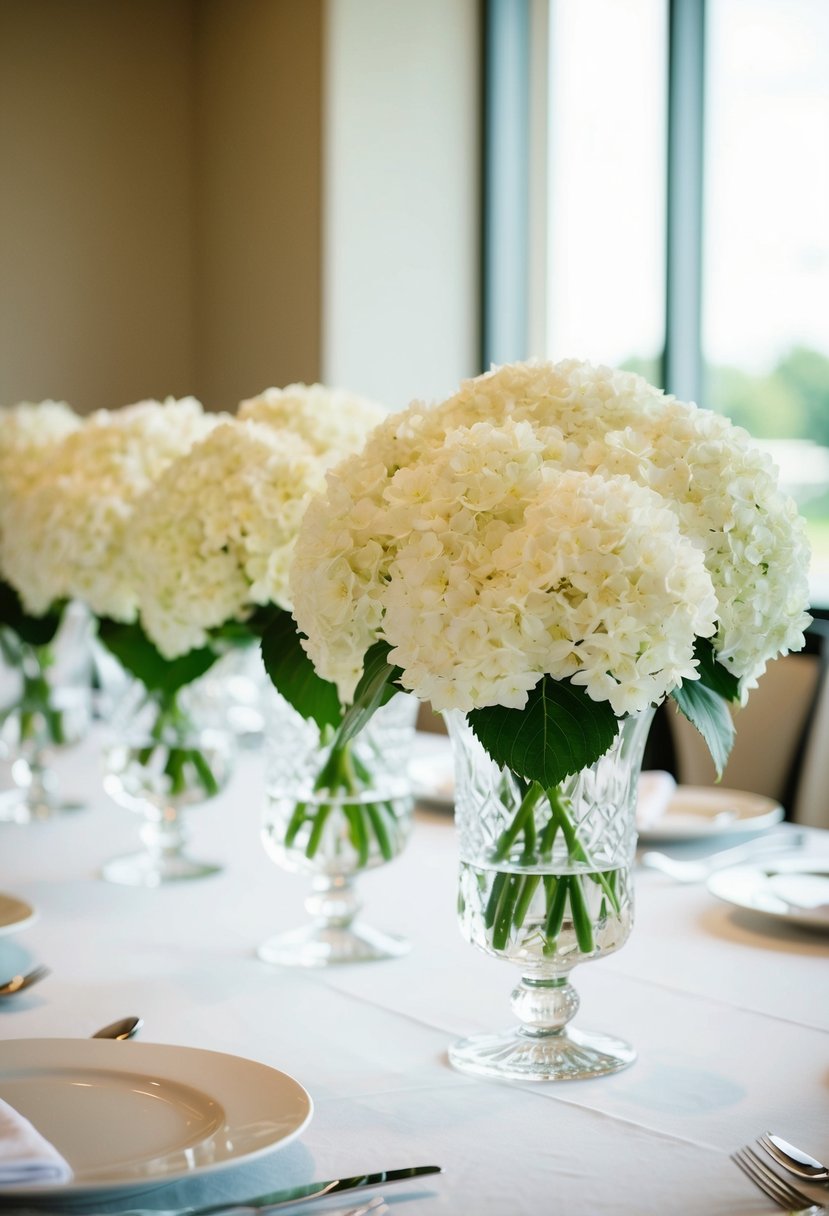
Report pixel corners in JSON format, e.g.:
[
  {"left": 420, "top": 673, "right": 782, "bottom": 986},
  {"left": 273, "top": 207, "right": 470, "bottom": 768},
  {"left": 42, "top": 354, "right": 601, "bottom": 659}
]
[{"left": 0, "top": 723, "right": 827, "bottom": 1216}]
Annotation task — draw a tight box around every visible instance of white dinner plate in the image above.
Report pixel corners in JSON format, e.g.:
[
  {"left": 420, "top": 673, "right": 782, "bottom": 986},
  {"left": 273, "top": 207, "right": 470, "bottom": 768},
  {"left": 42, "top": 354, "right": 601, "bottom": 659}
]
[
  {"left": 0, "top": 892, "right": 36, "bottom": 936},
  {"left": 0, "top": 1039, "right": 313, "bottom": 1198},
  {"left": 636, "top": 786, "right": 784, "bottom": 843},
  {"left": 707, "top": 857, "right": 829, "bottom": 931}
]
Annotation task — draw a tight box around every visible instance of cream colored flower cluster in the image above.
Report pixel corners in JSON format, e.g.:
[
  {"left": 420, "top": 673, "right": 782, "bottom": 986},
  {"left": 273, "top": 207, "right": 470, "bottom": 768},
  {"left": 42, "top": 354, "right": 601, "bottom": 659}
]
[
  {"left": 291, "top": 359, "right": 810, "bottom": 712},
  {"left": 0, "top": 400, "right": 80, "bottom": 494},
  {"left": 126, "top": 383, "right": 388, "bottom": 658},
  {"left": 128, "top": 419, "right": 331, "bottom": 658},
  {"left": 1, "top": 398, "right": 218, "bottom": 620},
  {"left": 0, "top": 400, "right": 80, "bottom": 569},
  {"left": 239, "top": 383, "right": 385, "bottom": 459}
]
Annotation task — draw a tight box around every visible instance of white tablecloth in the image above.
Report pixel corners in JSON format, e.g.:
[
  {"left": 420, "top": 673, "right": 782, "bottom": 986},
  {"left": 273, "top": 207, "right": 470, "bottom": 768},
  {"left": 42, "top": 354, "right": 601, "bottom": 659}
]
[{"left": 1, "top": 731, "right": 827, "bottom": 1215}]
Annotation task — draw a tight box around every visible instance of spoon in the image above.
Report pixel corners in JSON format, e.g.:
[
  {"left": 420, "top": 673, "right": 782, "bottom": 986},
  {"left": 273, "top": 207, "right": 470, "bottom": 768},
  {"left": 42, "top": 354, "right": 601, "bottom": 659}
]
[
  {"left": 0, "top": 964, "right": 50, "bottom": 997},
  {"left": 91, "top": 1015, "right": 143, "bottom": 1040},
  {"left": 760, "top": 1132, "right": 829, "bottom": 1183},
  {"left": 639, "top": 831, "right": 805, "bottom": 883}
]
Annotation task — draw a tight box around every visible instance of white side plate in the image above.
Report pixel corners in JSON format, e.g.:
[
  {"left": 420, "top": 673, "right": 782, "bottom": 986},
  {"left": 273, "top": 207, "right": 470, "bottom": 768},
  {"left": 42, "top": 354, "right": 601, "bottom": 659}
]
[
  {"left": 637, "top": 786, "right": 784, "bottom": 843},
  {"left": 707, "top": 858, "right": 829, "bottom": 931},
  {"left": 0, "top": 1039, "right": 313, "bottom": 1198},
  {"left": 0, "top": 893, "right": 36, "bottom": 936}
]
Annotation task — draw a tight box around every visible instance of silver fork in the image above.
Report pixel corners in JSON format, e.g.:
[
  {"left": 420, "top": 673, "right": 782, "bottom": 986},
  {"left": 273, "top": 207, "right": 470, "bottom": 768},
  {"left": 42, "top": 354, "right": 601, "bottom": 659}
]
[{"left": 732, "top": 1146, "right": 826, "bottom": 1214}]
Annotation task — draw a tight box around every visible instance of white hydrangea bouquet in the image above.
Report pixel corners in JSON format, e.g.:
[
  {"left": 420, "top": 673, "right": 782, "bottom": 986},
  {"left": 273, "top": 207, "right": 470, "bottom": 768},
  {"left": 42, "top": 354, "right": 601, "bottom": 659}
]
[
  {"left": 0, "top": 402, "right": 84, "bottom": 764},
  {"left": 1, "top": 397, "right": 225, "bottom": 802},
  {"left": 282, "top": 359, "right": 811, "bottom": 956},
  {"left": 124, "top": 383, "right": 389, "bottom": 860}
]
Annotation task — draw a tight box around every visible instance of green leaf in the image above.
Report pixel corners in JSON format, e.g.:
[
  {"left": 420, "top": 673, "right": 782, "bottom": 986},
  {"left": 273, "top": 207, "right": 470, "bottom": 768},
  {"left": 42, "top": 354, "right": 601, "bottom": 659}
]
[
  {"left": 213, "top": 605, "right": 280, "bottom": 646},
  {"left": 259, "top": 609, "right": 342, "bottom": 731},
  {"left": 692, "top": 637, "right": 741, "bottom": 702},
  {"left": 670, "top": 680, "right": 735, "bottom": 778},
  {"left": 333, "top": 640, "right": 404, "bottom": 749},
  {"left": 0, "top": 580, "right": 63, "bottom": 647},
  {"left": 468, "top": 676, "right": 620, "bottom": 788},
  {"left": 97, "top": 618, "right": 218, "bottom": 696}
]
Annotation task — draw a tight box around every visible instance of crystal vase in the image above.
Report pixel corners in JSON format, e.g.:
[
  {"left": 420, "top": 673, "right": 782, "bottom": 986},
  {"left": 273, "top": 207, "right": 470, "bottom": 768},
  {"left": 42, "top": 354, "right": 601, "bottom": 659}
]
[
  {"left": 258, "top": 691, "right": 418, "bottom": 966},
  {"left": 445, "top": 708, "right": 654, "bottom": 1082},
  {"left": 0, "top": 603, "right": 92, "bottom": 823},
  {"left": 101, "top": 675, "right": 235, "bottom": 886}
]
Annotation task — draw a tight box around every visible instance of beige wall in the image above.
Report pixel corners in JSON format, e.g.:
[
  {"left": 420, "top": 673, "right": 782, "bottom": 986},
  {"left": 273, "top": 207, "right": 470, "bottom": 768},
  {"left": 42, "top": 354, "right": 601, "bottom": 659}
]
[
  {"left": 0, "top": 0, "right": 197, "bottom": 412},
  {"left": 0, "top": 0, "right": 478, "bottom": 415},
  {"left": 0, "top": 0, "right": 322, "bottom": 413},
  {"left": 194, "top": 0, "right": 322, "bottom": 410}
]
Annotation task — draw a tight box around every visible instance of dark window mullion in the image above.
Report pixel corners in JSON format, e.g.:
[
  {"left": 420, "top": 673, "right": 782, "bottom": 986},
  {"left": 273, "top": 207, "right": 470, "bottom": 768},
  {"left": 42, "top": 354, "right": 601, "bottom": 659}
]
[
  {"left": 482, "top": 0, "right": 531, "bottom": 370},
  {"left": 664, "top": 0, "right": 706, "bottom": 402}
]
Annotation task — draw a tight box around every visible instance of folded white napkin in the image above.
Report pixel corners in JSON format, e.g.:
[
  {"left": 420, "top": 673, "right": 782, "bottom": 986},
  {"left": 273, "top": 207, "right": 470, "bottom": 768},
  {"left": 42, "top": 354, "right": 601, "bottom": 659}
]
[
  {"left": 636, "top": 770, "right": 677, "bottom": 830},
  {"left": 0, "top": 1096, "right": 73, "bottom": 1185}
]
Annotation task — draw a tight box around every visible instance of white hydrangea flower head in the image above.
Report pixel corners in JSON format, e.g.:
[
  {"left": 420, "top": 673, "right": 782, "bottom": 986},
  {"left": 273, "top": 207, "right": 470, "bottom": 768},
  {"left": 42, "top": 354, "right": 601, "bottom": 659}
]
[
  {"left": 238, "top": 382, "right": 386, "bottom": 462},
  {"left": 128, "top": 418, "right": 330, "bottom": 659},
  {"left": 1, "top": 397, "right": 219, "bottom": 620},
  {"left": 0, "top": 400, "right": 80, "bottom": 494},
  {"left": 291, "top": 358, "right": 810, "bottom": 710},
  {"left": 0, "top": 400, "right": 81, "bottom": 574}
]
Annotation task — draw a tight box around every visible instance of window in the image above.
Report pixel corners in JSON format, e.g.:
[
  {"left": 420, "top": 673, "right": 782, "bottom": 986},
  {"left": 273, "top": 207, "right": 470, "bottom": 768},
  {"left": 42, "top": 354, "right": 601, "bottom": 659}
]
[
  {"left": 702, "top": 0, "right": 829, "bottom": 604},
  {"left": 484, "top": 0, "right": 829, "bottom": 605}
]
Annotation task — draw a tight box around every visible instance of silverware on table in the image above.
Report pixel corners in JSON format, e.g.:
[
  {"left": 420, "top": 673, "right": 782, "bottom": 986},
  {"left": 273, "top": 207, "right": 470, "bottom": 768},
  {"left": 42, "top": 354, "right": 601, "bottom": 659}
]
[
  {"left": 640, "top": 831, "right": 806, "bottom": 883},
  {"left": 0, "top": 965, "right": 50, "bottom": 997},
  {"left": 90, "top": 1016, "right": 143, "bottom": 1040},
  {"left": 11, "top": 1201, "right": 389, "bottom": 1216},
  {"left": 760, "top": 1133, "right": 829, "bottom": 1184},
  {"left": 7, "top": 1165, "right": 441, "bottom": 1216},
  {"left": 731, "top": 1145, "right": 825, "bottom": 1213}
]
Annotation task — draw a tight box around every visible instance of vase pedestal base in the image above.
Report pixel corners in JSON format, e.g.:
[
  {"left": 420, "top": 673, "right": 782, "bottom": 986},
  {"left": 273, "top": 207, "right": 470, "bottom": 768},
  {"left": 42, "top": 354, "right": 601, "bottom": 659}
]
[
  {"left": 448, "top": 1024, "right": 636, "bottom": 1082},
  {"left": 257, "top": 920, "right": 410, "bottom": 968},
  {"left": 0, "top": 788, "right": 85, "bottom": 824},
  {"left": 101, "top": 850, "right": 221, "bottom": 887}
]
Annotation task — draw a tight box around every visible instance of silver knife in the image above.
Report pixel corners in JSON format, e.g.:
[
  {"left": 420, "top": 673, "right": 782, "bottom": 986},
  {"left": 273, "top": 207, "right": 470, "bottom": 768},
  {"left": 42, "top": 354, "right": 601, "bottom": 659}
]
[{"left": 7, "top": 1165, "right": 442, "bottom": 1216}]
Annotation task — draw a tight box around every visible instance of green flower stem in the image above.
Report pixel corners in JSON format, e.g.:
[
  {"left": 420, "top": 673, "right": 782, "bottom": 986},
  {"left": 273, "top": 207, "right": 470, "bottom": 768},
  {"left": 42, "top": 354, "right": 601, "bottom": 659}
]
[
  {"left": 1, "top": 638, "right": 68, "bottom": 748},
  {"left": 492, "top": 784, "right": 546, "bottom": 861},
  {"left": 512, "top": 873, "right": 540, "bottom": 931},
  {"left": 286, "top": 736, "right": 397, "bottom": 867},
  {"left": 283, "top": 801, "right": 309, "bottom": 848},
  {"left": 479, "top": 775, "right": 625, "bottom": 957},
  {"left": 135, "top": 694, "right": 219, "bottom": 801},
  {"left": 544, "top": 876, "right": 568, "bottom": 938},
  {"left": 364, "top": 801, "right": 394, "bottom": 861},
  {"left": 566, "top": 868, "right": 595, "bottom": 954}
]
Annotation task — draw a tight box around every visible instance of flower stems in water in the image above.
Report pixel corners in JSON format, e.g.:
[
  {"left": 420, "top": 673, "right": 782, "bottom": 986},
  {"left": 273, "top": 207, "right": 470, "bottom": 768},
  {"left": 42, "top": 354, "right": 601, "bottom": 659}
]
[
  {"left": 0, "top": 634, "right": 67, "bottom": 747},
  {"left": 280, "top": 733, "right": 399, "bottom": 867},
  {"left": 482, "top": 779, "right": 623, "bottom": 956},
  {"left": 136, "top": 693, "right": 220, "bottom": 799}
]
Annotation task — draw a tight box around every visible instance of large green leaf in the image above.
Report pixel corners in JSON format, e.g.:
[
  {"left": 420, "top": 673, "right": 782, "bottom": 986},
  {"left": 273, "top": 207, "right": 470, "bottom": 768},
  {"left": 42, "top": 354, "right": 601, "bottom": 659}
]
[
  {"left": 468, "top": 676, "right": 620, "bottom": 788},
  {"left": 97, "top": 618, "right": 218, "bottom": 695},
  {"left": 0, "top": 580, "right": 63, "bottom": 647},
  {"left": 259, "top": 609, "right": 342, "bottom": 731},
  {"left": 333, "top": 640, "right": 404, "bottom": 749},
  {"left": 693, "top": 637, "right": 741, "bottom": 702},
  {"left": 670, "top": 680, "right": 735, "bottom": 778}
]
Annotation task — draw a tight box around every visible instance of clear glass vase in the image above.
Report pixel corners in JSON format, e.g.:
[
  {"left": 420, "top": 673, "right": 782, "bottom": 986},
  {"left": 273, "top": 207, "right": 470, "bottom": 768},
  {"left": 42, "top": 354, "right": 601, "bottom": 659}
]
[
  {"left": 0, "top": 603, "right": 92, "bottom": 823},
  {"left": 101, "top": 674, "right": 235, "bottom": 886},
  {"left": 446, "top": 708, "right": 654, "bottom": 1082},
  {"left": 259, "top": 691, "right": 418, "bottom": 967}
]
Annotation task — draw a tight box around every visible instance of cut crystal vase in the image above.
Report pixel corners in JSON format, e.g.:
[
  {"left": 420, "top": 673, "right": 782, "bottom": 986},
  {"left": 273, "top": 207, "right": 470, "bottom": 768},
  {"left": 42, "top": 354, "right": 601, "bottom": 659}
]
[
  {"left": 0, "top": 603, "right": 92, "bottom": 823},
  {"left": 446, "top": 708, "right": 654, "bottom": 1082},
  {"left": 259, "top": 691, "right": 417, "bottom": 967},
  {"left": 101, "top": 673, "right": 235, "bottom": 886}
]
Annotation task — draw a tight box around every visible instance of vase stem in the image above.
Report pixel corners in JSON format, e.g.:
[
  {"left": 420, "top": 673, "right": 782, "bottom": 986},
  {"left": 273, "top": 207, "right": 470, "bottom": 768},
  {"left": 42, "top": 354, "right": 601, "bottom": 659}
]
[
  {"left": 510, "top": 975, "right": 580, "bottom": 1037},
  {"left": 305, "top": 874, "right": 361, "bottom": 929}
]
